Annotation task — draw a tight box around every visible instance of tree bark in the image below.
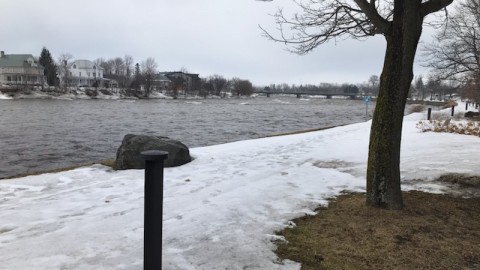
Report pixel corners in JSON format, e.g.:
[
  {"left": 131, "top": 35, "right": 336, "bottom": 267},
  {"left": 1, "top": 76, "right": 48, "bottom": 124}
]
[{"left": 366, "top": 0, "right": 423, "bottom": 209}]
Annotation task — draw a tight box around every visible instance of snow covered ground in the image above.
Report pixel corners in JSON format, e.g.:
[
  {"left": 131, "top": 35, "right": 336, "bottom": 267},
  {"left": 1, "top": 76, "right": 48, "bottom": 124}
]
[{"left": 1, "top": 105, "right": 480, "bottom": 269}]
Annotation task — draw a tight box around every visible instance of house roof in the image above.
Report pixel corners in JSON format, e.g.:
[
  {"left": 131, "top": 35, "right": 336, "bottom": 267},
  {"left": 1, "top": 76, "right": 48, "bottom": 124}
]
[
  {"left": 0, "top": 54, "right": 44, "bottom": 69},
  {"left": 155, "top": 74, "right": 172, "bottom": 81},
  {"left": 68, "top": 60, "right": 104, "bottom": 70},
  {"left": 161, "top": 71, "right": 199, "bottom": 77}
]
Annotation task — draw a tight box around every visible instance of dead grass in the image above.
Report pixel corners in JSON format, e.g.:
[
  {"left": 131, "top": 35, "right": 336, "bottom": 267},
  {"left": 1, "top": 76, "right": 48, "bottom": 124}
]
[
  {"left": 275, "top": 191, "right": 480, "bottom": 269},
  {"left": 417, "top": 118, "right": 480, "bottom": 136},
  {"left": 444, "top": 99, "right": 459, "bottom": 109},
  {"left": 430, "top": 111, "right": 464, "bottom": 121},
  {"left": 409, "top": 104, "right": 426, "bottom": 113}
]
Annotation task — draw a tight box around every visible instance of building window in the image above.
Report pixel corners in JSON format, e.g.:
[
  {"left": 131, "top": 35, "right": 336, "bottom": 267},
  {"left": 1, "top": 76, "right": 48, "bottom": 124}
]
[
  {"left": 69, "top": 72, "right": 72, "bottom": 76},
  {"left": 73, "top": 64, "right": 76, "bottom": 69},
  {"left": 79, "top": 72, "right": 82, "bottom": 77},
  {"left": 7, "top": 76, "right": 11, "bottom": 81},
  {"left": 93, "top": 72, "right": 96, "bottom": 77}
]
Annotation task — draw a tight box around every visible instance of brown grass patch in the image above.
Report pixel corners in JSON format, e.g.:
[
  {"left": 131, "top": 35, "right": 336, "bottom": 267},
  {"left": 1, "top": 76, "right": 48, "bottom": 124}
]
[
  {"left": 409, "top": 104, "right": 426, "bottom": 113},
  {"left": 275, "top": 191, "right": 480, "bottom": 269},
  {"left": 444, "top": 99, "right": 459, "bottom": 109}
]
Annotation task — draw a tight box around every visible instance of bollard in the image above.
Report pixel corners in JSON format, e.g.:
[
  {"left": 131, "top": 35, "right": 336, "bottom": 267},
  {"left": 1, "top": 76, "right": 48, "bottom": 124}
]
[
  {"left": 466, "top": 102, "right": 469, "bottom": 111},
  {"left": 427, "top": 108, "right": 432, "bottom": 120},
  {"left": 451, "top": 105, "right": 455, "bottom": 116},
  {"left": 141, "top": 150, "right": 169, "bottom": 270}
]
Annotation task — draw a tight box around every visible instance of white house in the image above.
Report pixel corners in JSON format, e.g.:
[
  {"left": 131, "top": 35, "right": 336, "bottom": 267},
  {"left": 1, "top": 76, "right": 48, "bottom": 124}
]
[
  {"left": 59, "top": 59, "right": 104, "bottom": 87},
  {"left": 0, "top": 51, "right": 45, "bottom": 86}
]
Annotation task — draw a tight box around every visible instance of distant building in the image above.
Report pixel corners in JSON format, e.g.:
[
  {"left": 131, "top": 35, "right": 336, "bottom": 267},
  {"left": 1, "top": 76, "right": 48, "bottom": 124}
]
[
  {"left": 161, "top": 71, "right": 201, "bottom": 94},
  {"left": 0, "top": 51, "right": 46, "bottom": 86},
  {"left": 58, "top": 59, "right": 117, "bottom": 88},
  {"left": 151, "top": 74, "right": 172, "bottom": 91}
]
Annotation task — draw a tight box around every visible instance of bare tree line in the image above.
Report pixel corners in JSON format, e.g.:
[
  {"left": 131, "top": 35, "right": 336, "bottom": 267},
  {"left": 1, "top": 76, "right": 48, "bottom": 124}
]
[{"left": 423, "top": 0, "right": 480, "bottom": 102}]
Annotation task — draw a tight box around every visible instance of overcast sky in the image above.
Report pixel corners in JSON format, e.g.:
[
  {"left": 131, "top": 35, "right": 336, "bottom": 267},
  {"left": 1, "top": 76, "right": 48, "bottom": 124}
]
[{"left": 1, "top": 0, "right": 439, "bottom": 86}]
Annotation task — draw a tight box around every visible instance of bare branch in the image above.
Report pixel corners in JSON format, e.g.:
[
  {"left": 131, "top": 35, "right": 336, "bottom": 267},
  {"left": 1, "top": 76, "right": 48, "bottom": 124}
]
[
  {"left": 422, "top": 0, "right": 480, "bottom": 84},
  {"left": 353, "top": 0, "right": 390, "bottom": 33},
  {"left": 260, "top": 0, "right": 390, "bottom": 55},
  {"left": 421, "top": 0, "right": 454, "bottom": 17}
]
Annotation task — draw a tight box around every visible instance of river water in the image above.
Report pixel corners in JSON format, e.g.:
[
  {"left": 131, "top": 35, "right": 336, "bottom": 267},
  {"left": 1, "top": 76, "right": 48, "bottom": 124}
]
[{"left": 0, "top": 97, "right": 376, "bottom": 179}]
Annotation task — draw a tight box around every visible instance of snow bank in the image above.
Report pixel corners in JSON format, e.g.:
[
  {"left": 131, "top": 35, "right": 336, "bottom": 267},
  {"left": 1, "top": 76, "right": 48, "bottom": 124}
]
[{"left": 0, "top": 92, "right": 13, "bottom": 99}]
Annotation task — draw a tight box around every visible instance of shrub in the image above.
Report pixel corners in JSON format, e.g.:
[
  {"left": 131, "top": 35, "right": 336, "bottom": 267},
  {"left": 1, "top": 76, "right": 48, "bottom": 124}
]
[
  {"left": 417, "top": 119, "right": 480, "bottom": 137},
  {"left": 409, "top": 104, "right": 426, "bottom": 113},
  {"left": 443, "top": 99, "right": 458, "bottom": 108}
]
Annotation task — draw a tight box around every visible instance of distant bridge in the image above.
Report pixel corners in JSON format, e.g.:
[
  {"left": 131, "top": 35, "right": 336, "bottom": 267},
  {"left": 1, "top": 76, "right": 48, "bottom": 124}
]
[{"left": 254, "top": 91, "right": 358, "bottom": 99}]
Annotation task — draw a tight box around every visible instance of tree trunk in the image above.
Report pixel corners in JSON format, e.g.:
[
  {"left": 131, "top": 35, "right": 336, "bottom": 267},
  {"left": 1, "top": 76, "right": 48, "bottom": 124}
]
[{"left": 366, "top": 0, "right": 423, "bottom": 209}]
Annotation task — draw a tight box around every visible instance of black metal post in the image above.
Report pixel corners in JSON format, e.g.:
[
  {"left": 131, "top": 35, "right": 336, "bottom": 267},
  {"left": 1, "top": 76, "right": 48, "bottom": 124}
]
[
  {"left": 141, "top": 150, "right": 169, "bottom": 270},
  {"left": 466, "top": 102, "right": 469, "bottom": 111},
  {"left": 427, "top": 108, "right": 432, "bottom": 120},
  {"left": 451, "top": 105, "right": 455, "bottom": 116}
]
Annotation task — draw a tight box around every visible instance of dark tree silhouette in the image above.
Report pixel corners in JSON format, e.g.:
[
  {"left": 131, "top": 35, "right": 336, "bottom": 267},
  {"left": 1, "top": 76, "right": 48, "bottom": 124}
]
[{"left": 38, "top": 47, "right": 57, "bottom": 86}]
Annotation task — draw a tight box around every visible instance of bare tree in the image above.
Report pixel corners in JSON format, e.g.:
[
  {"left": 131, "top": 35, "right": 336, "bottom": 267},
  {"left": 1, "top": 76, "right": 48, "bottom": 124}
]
[
  {"left": 141, "top": 57, "right": 158, "bottom": 97},
  {"left": 201, "top": 78, "right": 214, "bottom": 97},
  {"left": 230, "top": 78, "right": 254, "bottom": 96},
  {"left": 180, "top": 66, "right": 190, "bottom": 73},
  {"left": 237, "top": 80, "right": 254, "bottom": 96},
  {"left": 170, "top": 76, "right": 185, "bottom": 99},
  {"left": 57, "top": 53, "right": 73, "bottom": 89},
  {"left": 113, "top": 57, "right": 125, "bottom": 76},
  {"left": 208, "top": 74, "right": 228, "bottom": 96},
  {"left": 124, "top": 55, "right": 134, "bottom": 79},
  {"left": 99, "top": 59, "right": 114, "bottom": 75},
  {"left": 94, "top": 58, "right": 105, "bottom": 68},
  {"left": 459, "top": 74, "right": 480, "bottom": 102},
  {"left": 423, "top": 0, "right": 480, "bottom": 86},
  {"left": 414, "top": 75, "right": 425, "bottom": 100},
  {"left": 262, "top": 0, "right": 455, "bottom": 209}
]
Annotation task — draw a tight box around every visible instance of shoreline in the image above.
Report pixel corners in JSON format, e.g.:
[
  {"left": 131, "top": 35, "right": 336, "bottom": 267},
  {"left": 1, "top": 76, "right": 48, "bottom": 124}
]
[
  {"left": 0, "top": 87, "right": 172, "bottom": 100},
  {"left": 0, "top": 126, "right": 342, "bottom": 180},
  {"left": 0, "top": 100, "right": 459, "bottom": 181}
]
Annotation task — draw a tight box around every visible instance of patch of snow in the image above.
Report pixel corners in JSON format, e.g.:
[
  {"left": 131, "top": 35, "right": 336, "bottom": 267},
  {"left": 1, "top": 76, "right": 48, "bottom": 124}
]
[
  {"left": 185, "top": 101, "right": 202, "bottom": 105},
  {"left": 0, "top": 92, "right": 13, "bottom": 99},
  {"left": 148, "top": 92, "right": 171, "bottom": 99}
]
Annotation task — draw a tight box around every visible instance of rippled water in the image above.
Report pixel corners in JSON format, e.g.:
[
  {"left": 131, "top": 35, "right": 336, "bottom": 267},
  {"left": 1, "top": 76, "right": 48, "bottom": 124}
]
[{"left": 0, "top": 97, "right": 376, "bottom": 178}]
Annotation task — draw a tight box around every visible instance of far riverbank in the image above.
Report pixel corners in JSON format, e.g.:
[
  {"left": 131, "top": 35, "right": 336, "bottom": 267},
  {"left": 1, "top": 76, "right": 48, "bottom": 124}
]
[{"left": 0, "top": 87, "right": 170, "bottom": 100}]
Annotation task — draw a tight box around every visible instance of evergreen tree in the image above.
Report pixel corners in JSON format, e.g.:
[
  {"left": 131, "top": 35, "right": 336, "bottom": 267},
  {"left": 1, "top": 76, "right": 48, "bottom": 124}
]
[{"left": 39, "top": 47, "right": 57, "bottom": 86}]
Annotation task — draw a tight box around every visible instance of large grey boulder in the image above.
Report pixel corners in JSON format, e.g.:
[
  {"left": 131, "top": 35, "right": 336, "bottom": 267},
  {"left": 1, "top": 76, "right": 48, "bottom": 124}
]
[{"left": 115, "top": 134, "right": 192, "bottom": 169}]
